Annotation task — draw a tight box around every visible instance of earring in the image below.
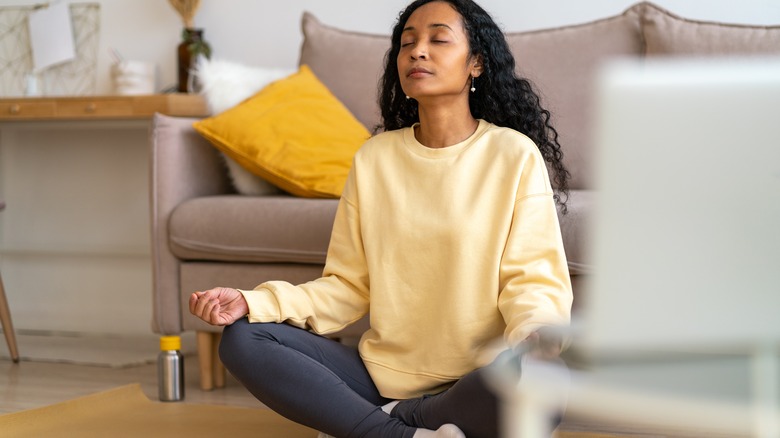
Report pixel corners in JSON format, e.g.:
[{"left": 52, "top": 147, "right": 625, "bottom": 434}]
[
  {"left": 470, "top": 77, "right": 476, "bottom": 93},
  {"left": 406, "top": 95, "right": 410, "bottom": 99}
]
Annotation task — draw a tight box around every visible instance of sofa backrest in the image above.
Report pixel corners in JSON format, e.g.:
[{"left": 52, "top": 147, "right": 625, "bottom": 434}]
[
  {"left": 298, "top": 2, "right": 780, "bottom": 191},
  {"left": 640, "top": 2, "right": 780, "bottom": 57},
  {"left": 299, "top": 12, "right": 390, "bottom": 132},
  {"left": 503, "top": 8, "right": 643, "bottom": 190}
]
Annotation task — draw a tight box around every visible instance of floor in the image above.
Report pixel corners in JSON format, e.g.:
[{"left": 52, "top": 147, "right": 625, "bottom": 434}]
[
  {"left": 0, "top": 333, "right": 730, "bottom": 437},
  {"left": 0, "top": 341, "right": 263, "bottom": 415},
  {"left": 1, "top": 351, "right": 615, "bottom": 437}
]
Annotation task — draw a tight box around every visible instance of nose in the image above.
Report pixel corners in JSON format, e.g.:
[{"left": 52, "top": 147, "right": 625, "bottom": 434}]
[{"left": 410, "top": 42, "right": 427, "bottom": 60}]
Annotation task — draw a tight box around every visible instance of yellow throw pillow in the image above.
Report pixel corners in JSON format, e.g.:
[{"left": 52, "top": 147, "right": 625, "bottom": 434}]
[{"left": 193, "top": 65, "right": 370, "bottom": 198}]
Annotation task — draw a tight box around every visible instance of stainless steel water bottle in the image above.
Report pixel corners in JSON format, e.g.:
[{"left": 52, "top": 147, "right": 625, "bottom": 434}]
[{"left": 158, "top": 335, "right": 184, "bottom": 401}]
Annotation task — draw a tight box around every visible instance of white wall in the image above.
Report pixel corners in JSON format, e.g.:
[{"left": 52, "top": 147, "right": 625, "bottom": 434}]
[
  {"left": 0, "top": 0, "right": 777, "bottom": 336},
  {"left": 0, "top": 121, "right": 153, "bottom": 335},
  {"left": 2, "top": 0, "right": 778, "bottom": 96}
]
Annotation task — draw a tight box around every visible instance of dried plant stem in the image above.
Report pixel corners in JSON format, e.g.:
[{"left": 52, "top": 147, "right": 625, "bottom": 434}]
[{"left": 168, "top": 0, "right": 202, "bottom": 28}]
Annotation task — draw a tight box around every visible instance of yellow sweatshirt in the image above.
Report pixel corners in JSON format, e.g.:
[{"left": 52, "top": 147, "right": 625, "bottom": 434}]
[{"left": 239, "top": 120, "right": 572, "bottom": 399}]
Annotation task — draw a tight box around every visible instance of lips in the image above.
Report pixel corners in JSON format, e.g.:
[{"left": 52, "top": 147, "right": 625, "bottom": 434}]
[{"left": 407, "top": 67, "right": 432, "bottom": 78}]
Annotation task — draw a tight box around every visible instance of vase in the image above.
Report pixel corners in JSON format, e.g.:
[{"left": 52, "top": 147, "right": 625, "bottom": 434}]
[{"left": 177, "top": 28, "right": 212, "bottom": 93}]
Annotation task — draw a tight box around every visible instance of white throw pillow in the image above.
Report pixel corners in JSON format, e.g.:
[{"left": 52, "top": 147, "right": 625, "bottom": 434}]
[{"left": 194, "top": 57, "right": 294, "bottom": 195}]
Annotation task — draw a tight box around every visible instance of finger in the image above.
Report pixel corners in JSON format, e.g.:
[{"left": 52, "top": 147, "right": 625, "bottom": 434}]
[
  {"left": 188, "top": 292, "right": 201, "bottom": 315},
  {"left": 193, "top": 294, "right": 212, "bottom": 320},
  {"left": 207, "top": 299, "right": 223, "bottom": 325},
  {"left": 199, "top": 298, "right": 214, "bottom": 322},
  {"left": 209, "top": 301, "right": 224, "bottom": 325}
]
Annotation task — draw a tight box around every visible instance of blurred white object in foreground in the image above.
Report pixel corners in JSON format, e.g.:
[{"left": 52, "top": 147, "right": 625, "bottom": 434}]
[
  {"left": 586, "top": 57, "right": 780, "bottom": 356},
  {"left": 581, "top": 57, "right": 780, "bottom": 438},
  {"left": 487, "top": 349, "right": 571, "bottom": 438},
  {"left": 490, "top": 57, "right": 780, "bottom": 438}
]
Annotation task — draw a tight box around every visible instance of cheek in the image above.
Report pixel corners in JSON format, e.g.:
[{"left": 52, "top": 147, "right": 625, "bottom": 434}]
[
  {"left": 396, "top": 57, "right": 410, "bottom": 83},
  {"left": 397, "top": 53, "right": 408, "bottom": 69}
]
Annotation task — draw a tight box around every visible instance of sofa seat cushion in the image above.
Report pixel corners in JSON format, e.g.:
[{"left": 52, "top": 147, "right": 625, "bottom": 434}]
[
  {"left": 169, "top": 195, "right": 339, "bottom": 264},
  {"left": 170, "top": 191, "right": 592, "bottom": 278},
  {"left": 557, "top": 190, "right": 594, "bottom": 276}
]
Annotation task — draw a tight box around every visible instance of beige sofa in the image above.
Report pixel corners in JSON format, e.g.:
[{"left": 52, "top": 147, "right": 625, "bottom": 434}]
[{"left": 150, "top": 2, "right": 780, "bottom": 391}]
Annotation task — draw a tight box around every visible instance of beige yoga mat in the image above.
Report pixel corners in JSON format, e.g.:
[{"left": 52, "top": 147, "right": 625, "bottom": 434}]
[{"left": 0, "top": 383, "right": 318, "bottom": 437}]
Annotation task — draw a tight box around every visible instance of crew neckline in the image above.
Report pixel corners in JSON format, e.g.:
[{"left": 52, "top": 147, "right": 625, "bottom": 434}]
[{"left": 403, "top": 119, "right": 490, "bottom": 159}]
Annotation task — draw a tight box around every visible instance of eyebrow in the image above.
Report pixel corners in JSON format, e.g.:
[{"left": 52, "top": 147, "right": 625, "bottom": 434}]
[{"left": 402, "top": 23, "right": 454, "bottom": 33}]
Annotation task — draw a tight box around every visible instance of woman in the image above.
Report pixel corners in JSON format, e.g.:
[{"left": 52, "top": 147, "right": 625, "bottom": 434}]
[{"left": 189, "top": 1, "right": 572, "bottom": 437}]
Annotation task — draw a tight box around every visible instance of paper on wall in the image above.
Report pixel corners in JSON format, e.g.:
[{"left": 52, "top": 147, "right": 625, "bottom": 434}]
[{"left": 28, "top": 2, "right": 77, "bottom": 72}]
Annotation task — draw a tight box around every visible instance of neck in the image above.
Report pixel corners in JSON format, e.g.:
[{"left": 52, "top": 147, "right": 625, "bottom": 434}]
[{"left": 415, "top": 99, "right": 479, "bottom": 149}]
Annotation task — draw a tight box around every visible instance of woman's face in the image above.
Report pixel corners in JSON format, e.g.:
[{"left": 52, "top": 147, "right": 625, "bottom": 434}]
[{"left": 397, "top": 1, "right": 480, "bottom": 102}]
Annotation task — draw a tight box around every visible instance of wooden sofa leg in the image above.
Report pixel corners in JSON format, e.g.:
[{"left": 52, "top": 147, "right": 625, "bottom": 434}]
[
  {"left": 213, "top": 332, "right": 226, "bottom": 388},
  {"left": 197, "top": 331, "right": 215, "bottom": 390},
  {"left": 197, "top": 331, "right": 227, "bottom": 390}
]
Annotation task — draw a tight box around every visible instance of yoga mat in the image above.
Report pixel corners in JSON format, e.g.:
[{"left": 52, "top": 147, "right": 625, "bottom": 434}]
[{"left": 0, "top": 384, "right": 318, "bottom": 437}]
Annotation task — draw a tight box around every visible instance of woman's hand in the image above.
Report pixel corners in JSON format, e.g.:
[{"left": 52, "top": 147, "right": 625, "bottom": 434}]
[
  {"left": 189, "top": 287, "right": 249, "bottom": 326},
  {"left": 522, "top": 327, "right": 564, "bottom": 361}
]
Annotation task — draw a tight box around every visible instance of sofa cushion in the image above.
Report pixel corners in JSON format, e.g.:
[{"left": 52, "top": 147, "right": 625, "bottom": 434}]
[
  {"left": 641, "top": 2, "right": 780, "bottom": 57},
  {"left": 169, "top": 196, "right": 339, "bottom": 264},
  {"left": 179, "top": 261, "right": 373, "bottom": 338},
  {"left": 301, "top": 10, "right": 645, "bottom": 190},
  {"left": 504, "top": 6, "right": 643, "bottom": 191},
  {"left": 195, "top": 57, "right": 293, "bottom": 196},
  {"left": 299, "top": 12, "right": 390, "bottom": 132},
  {"left": 180, "top": 262, "right": 329, "bottom": 332},
  {"left": 169, "top": 193, "right": 592, "bottom": 277},
  {"left": 193, "top": 65, "right": 371, "bottom": 198},
  {"left": 557, "top": 190, "right": 593, "bottom": 276}
]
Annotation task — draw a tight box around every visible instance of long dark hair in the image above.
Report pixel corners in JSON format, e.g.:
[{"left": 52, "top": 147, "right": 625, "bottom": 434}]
[{"left": 378, "top": 0, "right": 570, "bottom": 212}]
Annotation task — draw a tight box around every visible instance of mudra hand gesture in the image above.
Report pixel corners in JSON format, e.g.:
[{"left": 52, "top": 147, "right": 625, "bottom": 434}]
[{"left": 189, "top": 287, "right": 248, "bottom": 326}]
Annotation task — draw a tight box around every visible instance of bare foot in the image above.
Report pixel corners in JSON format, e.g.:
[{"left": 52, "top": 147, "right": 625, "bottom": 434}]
[
  {"left": 382, "top": 400, "right": 400, "bottom": 414},
  {"left": 413, "top": 424, "right": 465, "bottom": 438}
]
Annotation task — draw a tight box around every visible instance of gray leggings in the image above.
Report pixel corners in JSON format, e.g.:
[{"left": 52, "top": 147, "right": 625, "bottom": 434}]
[{"left": 219, "top": 319, "right": 499, "bottom": 438}]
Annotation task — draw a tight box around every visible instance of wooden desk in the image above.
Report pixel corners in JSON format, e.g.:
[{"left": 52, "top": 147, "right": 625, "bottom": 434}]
[
  {"left": 0, "top": 94, "right": 208, "bottom": 121},
  {"left": 0, "top": 94, "right": 209, "bottom": 335}
]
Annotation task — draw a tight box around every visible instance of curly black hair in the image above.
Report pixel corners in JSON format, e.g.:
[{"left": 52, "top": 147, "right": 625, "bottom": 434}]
[{"left": 378, "top": 0, "right": 570, "bottom": 212}]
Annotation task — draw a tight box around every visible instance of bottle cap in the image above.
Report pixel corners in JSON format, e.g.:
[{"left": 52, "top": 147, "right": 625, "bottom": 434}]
[{"left": 160, "top": 335, "right": 181, "bottom": 351}]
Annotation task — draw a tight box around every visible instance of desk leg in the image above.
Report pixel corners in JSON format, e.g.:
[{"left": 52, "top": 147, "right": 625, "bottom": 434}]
[
  {"left": 752, "top": 343, "right": 779, "bottom": 438},
  {"left": 503, "top": 394, "right": 550, "bottom": 438},
  {"left": 0, "top": 272, "right": 20, "bottom": 362}
]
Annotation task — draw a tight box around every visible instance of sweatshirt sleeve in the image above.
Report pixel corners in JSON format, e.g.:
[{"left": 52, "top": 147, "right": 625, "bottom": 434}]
[
  {"left": 238, "top": 167, "right": 370, "bottom": 335},
  {"left": 498, "top": 150, "right": 573, "bottom": 347}
]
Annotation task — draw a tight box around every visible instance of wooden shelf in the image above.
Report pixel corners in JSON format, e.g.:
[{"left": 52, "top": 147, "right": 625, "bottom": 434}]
[{"left": 0, "top": 94, "right": 209, "bottom": 121}]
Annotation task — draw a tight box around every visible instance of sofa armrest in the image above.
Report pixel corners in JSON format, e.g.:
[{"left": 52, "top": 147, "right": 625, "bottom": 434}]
[{"left": 149, "top": 113, "right": 233, "bottom": 334}]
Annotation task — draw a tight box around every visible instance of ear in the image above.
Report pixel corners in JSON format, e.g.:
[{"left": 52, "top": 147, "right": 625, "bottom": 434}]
[{"left": 470, "top": 54, "right": 484, "bottom": 78}]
